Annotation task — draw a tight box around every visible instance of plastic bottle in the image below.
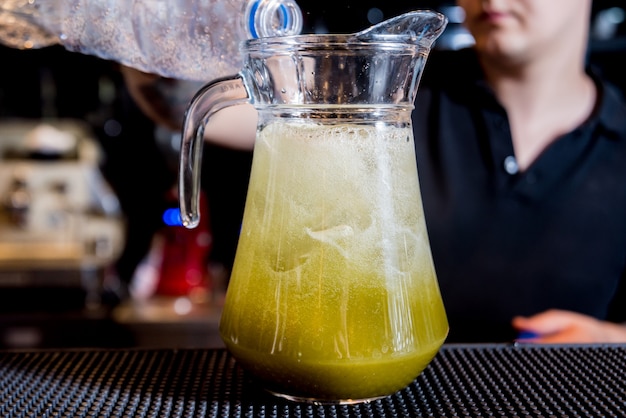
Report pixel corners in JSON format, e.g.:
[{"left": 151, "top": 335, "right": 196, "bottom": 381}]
[{"left": 0, "top": 0, "right": 303, "bottom": 82}]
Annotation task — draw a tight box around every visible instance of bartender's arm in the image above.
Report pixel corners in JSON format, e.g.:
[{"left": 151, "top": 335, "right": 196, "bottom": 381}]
[
  {"left": 120, "top": 65, "right": 257, "bottom": 150},
  {"left": 513, "top": 310, "right": 626, "bottom": 343}
]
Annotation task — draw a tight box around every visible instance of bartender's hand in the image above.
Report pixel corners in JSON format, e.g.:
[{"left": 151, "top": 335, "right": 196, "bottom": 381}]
[
  {"left": 120, "top": 66, "right": 184, "bottom": 131},
  {"left": 512, "top": 309, "right": 626, "bottom": 343}
]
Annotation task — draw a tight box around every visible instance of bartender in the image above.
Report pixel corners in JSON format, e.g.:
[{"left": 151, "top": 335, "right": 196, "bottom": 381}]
[{"left": 411, "top": 0, "right": 626, "bottom": 343}]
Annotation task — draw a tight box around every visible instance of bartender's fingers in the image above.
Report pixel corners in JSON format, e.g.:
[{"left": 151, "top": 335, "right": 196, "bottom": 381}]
[
  {"left": 513, "top": 309, "right": 590, "bottom": 336},
  {"left": 512, "top": 309, "right": 626, "bottom": 344}
]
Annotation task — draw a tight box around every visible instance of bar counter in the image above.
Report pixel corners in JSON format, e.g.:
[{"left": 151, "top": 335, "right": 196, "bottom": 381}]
[{"left": 1, "top": 343, "right": 625, "bottom": 417}]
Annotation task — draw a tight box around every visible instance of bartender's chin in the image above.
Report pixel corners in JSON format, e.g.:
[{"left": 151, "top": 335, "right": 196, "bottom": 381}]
[{"left": 474, "top": 36, "right": 529, "bottom": 67}]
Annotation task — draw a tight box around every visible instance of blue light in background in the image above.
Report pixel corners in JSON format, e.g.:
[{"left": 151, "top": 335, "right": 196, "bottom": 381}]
[{"left": 163, "top": 207, "right": 183, "bottom": 226}]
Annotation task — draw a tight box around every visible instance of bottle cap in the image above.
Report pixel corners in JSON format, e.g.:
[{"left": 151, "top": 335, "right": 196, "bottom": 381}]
[{"left": 245, "top": 0, "right": 303, "bottom": 39}]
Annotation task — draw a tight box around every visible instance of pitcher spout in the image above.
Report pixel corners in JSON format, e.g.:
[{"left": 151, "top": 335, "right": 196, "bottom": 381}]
[{"left": 354, "top": 10, "right": 448, "bottom": 48}]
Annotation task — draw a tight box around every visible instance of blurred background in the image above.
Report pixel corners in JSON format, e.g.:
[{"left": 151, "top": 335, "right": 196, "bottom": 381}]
[{"left": 0, "top": 0, "right": 623, "bottom": 349}]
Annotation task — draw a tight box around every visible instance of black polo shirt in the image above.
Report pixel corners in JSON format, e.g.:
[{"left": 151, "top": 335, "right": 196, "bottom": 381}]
[{"left": 412, "top": 48, "right": 626, "bottom": 343}]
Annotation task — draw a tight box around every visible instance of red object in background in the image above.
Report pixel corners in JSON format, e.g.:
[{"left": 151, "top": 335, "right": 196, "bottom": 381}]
[{"left": 154, "top": 191, "right": 213, "bottom": 296}]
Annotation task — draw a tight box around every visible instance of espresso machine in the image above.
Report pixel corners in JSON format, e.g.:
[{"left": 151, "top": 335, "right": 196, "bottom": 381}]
[{"left": 0, "top": 119, "right": 126, "bottom": 347}]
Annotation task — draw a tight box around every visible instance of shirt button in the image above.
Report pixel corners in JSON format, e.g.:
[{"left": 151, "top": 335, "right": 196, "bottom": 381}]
[{"left": 503, "top": 155, "right": 519, "bottom": 175}]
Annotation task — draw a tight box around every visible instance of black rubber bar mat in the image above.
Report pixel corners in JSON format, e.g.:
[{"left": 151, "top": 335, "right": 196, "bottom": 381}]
[{"left": 0, "top": 344, "right": 625, "bottom": 417}]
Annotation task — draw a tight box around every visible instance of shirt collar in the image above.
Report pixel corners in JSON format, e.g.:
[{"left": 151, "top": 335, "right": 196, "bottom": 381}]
[
  {"left": 457, "top": 49, "right": 626, "bottom": 140},
  {"left": 590, "top": 69, "right": 626, "bottom": 140}
]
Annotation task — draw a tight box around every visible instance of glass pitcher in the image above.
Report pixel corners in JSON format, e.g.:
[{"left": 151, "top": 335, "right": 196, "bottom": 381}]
[{"left": 179, "top": 10, "right": 449, "bottom": 404}]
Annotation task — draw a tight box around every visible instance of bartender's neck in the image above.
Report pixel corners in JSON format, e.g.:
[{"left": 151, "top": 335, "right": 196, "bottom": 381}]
[
  {"left": 479, "top": 29, "right": 593, "bottom": 121},
  {"left": 479, "top": 38, "right": 590, "bottom": 110}
]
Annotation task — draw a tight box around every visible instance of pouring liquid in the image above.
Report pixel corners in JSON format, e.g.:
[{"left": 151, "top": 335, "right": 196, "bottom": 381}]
[{"left": 219, "top": 120, "right": 448, "bottom": 403}]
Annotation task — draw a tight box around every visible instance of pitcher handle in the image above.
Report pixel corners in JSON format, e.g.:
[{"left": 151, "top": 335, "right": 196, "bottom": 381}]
[{"left": 178, "top": 75, "right": 249, "bottom": 228}]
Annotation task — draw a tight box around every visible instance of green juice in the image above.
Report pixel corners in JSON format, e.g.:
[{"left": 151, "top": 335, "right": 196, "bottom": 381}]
[{"left": 219, "top": 122, "right": 448, "bottom": 402}]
